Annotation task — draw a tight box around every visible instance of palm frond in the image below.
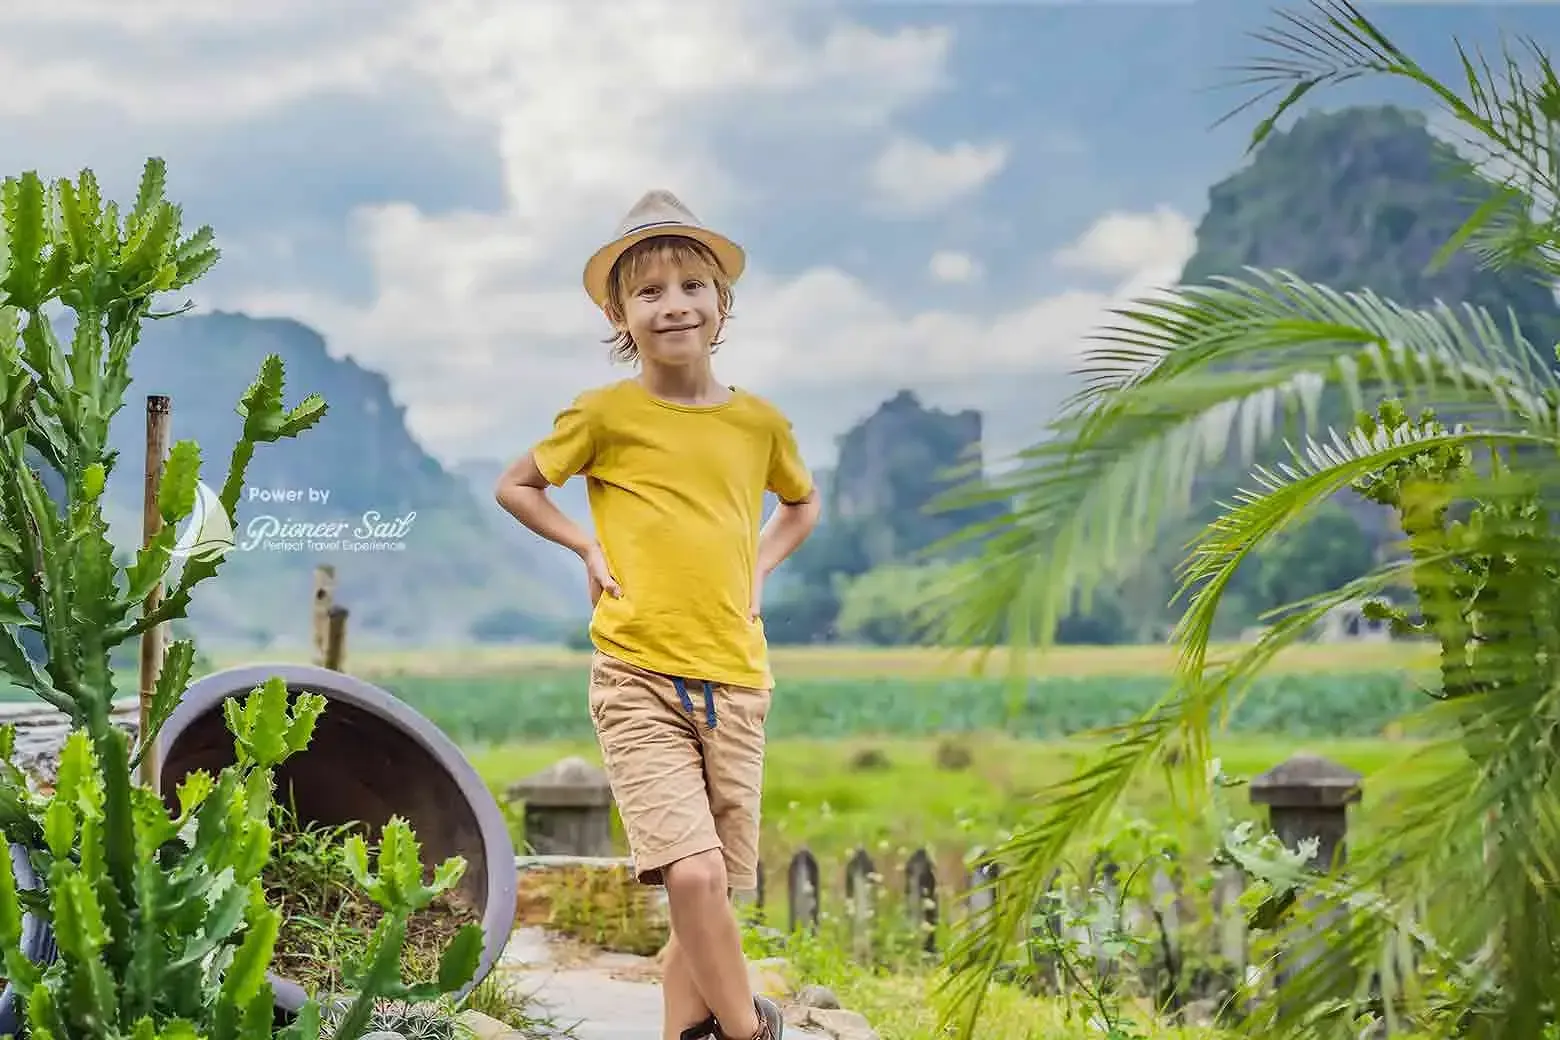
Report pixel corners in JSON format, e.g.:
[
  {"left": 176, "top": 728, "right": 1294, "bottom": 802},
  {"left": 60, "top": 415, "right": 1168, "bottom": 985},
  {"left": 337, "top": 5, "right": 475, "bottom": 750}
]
[
  {"left": 928, "top": 272, "right": 1560, "bottom": 663},
  {"left": 931, "top": 269, "right": 1560, "bottom": 1036}
]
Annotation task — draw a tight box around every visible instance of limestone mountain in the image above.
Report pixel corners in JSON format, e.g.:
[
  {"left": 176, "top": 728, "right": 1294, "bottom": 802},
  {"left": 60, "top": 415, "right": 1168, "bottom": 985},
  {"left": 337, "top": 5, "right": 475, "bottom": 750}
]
[
  {"left": 1184, "top": 104, "right": 1560, "bottom": 348},
  {"left": 1107, "top": 104, "right": 1560, "bottom": 640},
  {"left": 762, "top": 390, "right": 1006, "bottom": 643},
  {"left": 1180, "top": 104, "right": 1560, "bottom": 525},
  {"left": 101, "top": 312, "right": 576, "bottom": 648}
]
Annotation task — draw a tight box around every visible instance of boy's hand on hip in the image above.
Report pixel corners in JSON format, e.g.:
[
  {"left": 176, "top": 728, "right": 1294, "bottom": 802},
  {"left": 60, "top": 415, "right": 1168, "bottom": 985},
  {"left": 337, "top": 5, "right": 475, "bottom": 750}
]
[
  {"left": 584, "top": 544, "right": 620, "bottom": 605},
  {"left": 749, "top": 570, "right": 764, "bottom": 621}
]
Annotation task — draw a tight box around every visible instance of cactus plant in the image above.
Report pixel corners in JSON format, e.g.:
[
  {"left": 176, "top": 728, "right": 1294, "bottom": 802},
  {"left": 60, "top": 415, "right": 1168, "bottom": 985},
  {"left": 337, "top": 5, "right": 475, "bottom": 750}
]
[{"left": 0, "top": 158, "right": 482, "bottom": 1037}]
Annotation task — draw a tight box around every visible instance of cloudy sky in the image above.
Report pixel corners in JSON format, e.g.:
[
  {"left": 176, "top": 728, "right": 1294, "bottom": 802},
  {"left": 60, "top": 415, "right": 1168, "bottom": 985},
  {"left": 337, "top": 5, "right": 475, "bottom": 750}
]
[{"left": 0, "top": 0, "right": 1552, "bottom": 470}]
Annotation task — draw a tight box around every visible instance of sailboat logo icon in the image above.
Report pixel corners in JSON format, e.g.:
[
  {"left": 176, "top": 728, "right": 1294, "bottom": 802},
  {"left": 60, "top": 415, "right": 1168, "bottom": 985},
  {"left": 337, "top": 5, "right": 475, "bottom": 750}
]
[{"left": 170, "top": 481, "right": 236, "bottom": 561}]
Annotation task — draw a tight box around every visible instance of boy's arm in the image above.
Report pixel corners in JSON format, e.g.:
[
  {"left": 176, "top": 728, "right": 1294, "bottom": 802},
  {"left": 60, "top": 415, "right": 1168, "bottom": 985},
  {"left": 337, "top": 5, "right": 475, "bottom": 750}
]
[
  {"left": 758, "top": 411, "right": 820, "bottom": 579},
  {"left": 495, "top": 453, "right": 621, "bottom": 601},
  {"left": 756, "top": 489, "right": 820, "bottom": 577},
  {"left": 493, "top": 452, "right": 595, "bottom": 560}
]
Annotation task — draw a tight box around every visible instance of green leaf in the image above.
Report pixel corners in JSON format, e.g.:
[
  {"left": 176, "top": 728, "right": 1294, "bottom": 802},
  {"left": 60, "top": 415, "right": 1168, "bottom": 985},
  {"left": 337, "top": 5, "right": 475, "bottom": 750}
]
[
  {"left": 130, "top": 637, "right": 195, "bottom": 766},
  {"left": 174, "top": 769, "right": 215, "bottom": 819},
  {"left": 227, "top": 899, "right": 280, "bottom": 1001},
  {"left": 436, "top": 923, "right": 484, "bottom": 992},
  {"left": 273, "top": 1001, "right": 322, "bottom": 1040},
  {"left": 157, "top": 439, "right": 201, "bottom": 525},
  {"left": 50, "top": 869, "right": 109, "bottom": 962},
  {"left": 276, "top": 393, "right": 327, "bottom": 440},
  {"left": 127, "top": 157, "right": 166, "bottom": 235},
  {"left": 429, "top": 855, "right": 468, "bottom": 897},
  {"left": 170, "top": 225, "right": 220, "bottom": 288},
  {"left": 2, "top": 172, "right": 48, "bottom": 309}
]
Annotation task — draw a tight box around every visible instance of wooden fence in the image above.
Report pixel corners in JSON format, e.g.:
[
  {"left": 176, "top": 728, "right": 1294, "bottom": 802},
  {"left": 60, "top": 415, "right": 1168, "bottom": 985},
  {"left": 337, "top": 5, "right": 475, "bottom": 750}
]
[
  {"left": 512, "top": 749, "right": 1393, "bottom": 1023},
  {"left": 747, "top": 843, "right": 1261, "bottom": 1013}
]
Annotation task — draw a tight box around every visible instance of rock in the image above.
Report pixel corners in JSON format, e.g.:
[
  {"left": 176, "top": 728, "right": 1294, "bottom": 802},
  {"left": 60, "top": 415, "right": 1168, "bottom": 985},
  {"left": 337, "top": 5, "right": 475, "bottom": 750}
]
[
  {"left": 1181, "top": 998, "right": 1220, "bottom": 1028},
  {"left": 847, "top": 747, "right": 890, "bottom": 772},
  {"left": 748, "top": 957, "right": 793, "bottom": 999},
  {"left": 457, "top": 1009, "right": 527, "bottom": 1039},
  {"left": 808, "top": 1008, "right": 879, "bottom": 1040},
  {"left": 796, "top": 984, "right": 841, "bottom": 1009}
]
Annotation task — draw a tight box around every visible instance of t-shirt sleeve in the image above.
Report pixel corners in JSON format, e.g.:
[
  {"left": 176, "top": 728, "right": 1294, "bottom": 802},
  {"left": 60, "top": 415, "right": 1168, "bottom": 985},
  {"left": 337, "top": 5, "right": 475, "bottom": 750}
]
[
  {"left": 531, "top": 394, "right": 597, "bottom": 487},
  {"left": 766, "top": 414, "right": 814, "bottom": 504}
]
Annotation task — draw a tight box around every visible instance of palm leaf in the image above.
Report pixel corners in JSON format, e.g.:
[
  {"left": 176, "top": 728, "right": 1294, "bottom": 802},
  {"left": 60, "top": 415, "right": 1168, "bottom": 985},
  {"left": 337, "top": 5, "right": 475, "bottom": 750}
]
[{"left": 930, "top": 269, "right": 1560, "bottom": 1036}]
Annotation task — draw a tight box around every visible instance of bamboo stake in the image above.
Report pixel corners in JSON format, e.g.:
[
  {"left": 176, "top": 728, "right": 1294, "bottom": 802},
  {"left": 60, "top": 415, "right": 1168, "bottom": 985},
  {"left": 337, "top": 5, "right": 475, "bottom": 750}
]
[
  {"left": 312, "top": 564, "right": 335, "bottom": 666},
  {"left": 138, "top": 394, "right": 171, "bottom": 791},
  {"left": 324, "top": 605, "right": 348, "bottom": 671}
]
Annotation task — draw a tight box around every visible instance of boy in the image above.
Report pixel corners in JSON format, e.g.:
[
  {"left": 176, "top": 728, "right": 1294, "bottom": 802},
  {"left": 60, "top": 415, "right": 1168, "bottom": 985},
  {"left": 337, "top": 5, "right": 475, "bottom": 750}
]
[{"left": 495, "top": 190, "right": 821, "bottom": 1040}]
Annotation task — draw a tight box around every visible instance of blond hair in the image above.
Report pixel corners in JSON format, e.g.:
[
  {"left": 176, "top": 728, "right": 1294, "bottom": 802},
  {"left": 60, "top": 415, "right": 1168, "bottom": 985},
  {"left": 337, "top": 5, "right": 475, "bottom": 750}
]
[{"left": 602, "top": 235, "right": 735, "bottom": 363}]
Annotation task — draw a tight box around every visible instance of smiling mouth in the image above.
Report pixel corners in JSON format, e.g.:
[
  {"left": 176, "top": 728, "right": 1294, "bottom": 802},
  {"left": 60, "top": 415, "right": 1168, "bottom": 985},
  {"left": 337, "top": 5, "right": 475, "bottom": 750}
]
[{"left": 657, "top": 324, "right": 700, "bottom": 333}]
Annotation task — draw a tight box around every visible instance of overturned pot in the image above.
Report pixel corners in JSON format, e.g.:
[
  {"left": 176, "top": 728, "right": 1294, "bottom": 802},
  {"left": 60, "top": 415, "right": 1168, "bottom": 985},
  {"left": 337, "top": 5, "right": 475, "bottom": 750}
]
[
  {"left": 155, "top": 663, "right": 516, "bottom": 1014},
  {"left": 0, "top": 841, "right": 58, "bottom": 1036}
]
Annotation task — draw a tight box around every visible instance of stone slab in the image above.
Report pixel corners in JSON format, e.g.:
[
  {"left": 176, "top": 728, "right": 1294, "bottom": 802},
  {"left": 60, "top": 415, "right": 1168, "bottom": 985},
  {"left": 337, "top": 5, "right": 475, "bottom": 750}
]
[{"left": 498, "top": 928, "right": 832, "bottom": 1040}]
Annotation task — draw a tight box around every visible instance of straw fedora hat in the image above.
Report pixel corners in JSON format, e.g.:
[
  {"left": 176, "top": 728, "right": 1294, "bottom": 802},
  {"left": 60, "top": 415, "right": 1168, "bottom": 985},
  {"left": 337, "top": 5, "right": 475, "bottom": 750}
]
[{"left": 582, "top": 190, "right": 746, "bottom": 310}]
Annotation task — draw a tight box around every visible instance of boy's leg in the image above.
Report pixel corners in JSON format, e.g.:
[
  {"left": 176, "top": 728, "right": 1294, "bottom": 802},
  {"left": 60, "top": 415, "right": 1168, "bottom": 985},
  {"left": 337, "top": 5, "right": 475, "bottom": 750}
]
[
  {"left": 662, "top": 850, "right": 760, "bottom": 1038},
  {"left": 695, "top": 681, "right": 781, "bottom": 1040},
  {"left": 662, "top": 935, "right": 716, "bottom": 1040},
  {"left": 585, "top": 654, "right": 761, "bottom": 1037}
]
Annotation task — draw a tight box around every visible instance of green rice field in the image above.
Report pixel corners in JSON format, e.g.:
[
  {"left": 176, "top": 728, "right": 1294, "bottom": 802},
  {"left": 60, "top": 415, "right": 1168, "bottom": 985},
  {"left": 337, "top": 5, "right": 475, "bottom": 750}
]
[{"left": 4, "top": 643, "right": 1447, "bottom": 881}]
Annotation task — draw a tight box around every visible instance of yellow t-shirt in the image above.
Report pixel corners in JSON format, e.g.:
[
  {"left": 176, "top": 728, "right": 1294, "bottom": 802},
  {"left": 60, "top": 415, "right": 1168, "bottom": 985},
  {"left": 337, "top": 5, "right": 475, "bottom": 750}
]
[{"left": 531, "top": 379, "right": 813, "bottom": 689}]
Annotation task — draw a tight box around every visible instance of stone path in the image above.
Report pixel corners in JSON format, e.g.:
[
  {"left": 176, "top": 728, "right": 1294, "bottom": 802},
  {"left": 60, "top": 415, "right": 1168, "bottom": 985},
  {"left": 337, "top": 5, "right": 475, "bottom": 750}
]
[{"left": 493, "top": 928, "right": 834, "bottom": 1040}]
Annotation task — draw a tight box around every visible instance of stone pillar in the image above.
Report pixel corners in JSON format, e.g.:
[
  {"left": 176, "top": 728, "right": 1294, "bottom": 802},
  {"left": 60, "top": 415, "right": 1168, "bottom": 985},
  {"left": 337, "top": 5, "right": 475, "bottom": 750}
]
[
  {"left": 1249, "top": 753, "right": 1363, "bottom": 998},
  {"left": 507, "top": 757, "right": 615, "bottom": 857},
  {"left": 1249, "top": 753, "right": 1362, "bottom": 872}
]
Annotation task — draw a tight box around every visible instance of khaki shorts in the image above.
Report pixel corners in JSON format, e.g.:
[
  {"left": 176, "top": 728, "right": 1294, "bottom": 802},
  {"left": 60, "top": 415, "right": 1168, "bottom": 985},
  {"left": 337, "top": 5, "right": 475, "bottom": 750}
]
[{"left": 587, "top": 651, "right": 770, "bottom": 892}]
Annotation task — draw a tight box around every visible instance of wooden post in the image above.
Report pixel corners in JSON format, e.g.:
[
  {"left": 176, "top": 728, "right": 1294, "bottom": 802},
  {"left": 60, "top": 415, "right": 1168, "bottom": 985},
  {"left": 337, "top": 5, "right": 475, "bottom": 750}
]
[
  {"left": 787, "top": 849, "right": 820, "bottom": 935},
  {"left": 845, "top": 848, "right": 877, "bottom": 962},
  {"left": 137, "top": 395, "right": 171, "bottom": 791},
  {"left": 311, "top": 564, "right": 335, "bottom": 665},
  {"left": 904, "top": 847, "right": 938, "bottom": 955},
  {"left": 324, "top": 605, "right": 348, "bottom": 671}
]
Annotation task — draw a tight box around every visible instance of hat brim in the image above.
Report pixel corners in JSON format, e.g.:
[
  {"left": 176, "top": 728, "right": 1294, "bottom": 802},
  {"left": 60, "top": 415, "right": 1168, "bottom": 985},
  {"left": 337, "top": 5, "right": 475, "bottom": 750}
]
[{"left": 583, "top": 223, "right": 746, "bottom": 311}]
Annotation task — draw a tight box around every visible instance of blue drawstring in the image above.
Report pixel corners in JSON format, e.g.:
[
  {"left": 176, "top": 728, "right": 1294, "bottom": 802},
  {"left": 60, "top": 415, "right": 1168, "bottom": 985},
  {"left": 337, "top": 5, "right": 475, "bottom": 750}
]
[{"left": 670, "top": 677, "right": 718, "bottom": 730}]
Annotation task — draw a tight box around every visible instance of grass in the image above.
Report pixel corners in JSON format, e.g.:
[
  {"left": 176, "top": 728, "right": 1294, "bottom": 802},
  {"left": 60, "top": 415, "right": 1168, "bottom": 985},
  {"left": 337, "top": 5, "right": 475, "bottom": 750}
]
[
  {"left": 475, "top": 731, "right": 1458, "bottom": 905},
  {"left": 260, "top": 806, "right": 476, "bottom": 997}
]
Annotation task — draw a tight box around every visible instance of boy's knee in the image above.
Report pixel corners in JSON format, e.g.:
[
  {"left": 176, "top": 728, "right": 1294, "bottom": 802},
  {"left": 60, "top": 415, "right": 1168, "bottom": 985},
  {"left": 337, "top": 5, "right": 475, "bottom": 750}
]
[{"left": 664, "top": 849, "right": 728, "bottom": 901}]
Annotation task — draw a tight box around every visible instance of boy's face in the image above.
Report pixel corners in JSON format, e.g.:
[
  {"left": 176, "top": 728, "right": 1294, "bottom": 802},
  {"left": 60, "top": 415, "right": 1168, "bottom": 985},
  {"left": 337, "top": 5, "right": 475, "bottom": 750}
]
[{"left": 614, "top": 257, "right": 721, "bottom": 366}]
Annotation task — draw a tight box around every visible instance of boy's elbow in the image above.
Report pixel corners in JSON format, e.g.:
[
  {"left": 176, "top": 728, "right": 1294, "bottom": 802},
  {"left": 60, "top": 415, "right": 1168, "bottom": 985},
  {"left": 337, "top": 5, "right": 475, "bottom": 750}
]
[
  {"left": 789, "top": 489, "right": 822, "bottom": 527},
  {"left": 495, "top": 453, "right": 551, "bottom": 502}
]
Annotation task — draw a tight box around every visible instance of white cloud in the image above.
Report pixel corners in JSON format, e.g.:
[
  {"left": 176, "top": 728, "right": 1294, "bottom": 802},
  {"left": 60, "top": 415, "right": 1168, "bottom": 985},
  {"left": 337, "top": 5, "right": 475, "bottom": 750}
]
[
  {"left": 928, "top": 250, "right": 980, "bottom": 283},
  {"left": 1052, "top": 205, "right": 1196, "bottom": 279},
  {"left": 0, "top": 2, "right": 407, "bottom": 121},
  {"left": 868, "top": 137, "right": 1009, "bottom": 215},
  {"left": 0, "top": 0, "right": 1196, "bottom": 473}
]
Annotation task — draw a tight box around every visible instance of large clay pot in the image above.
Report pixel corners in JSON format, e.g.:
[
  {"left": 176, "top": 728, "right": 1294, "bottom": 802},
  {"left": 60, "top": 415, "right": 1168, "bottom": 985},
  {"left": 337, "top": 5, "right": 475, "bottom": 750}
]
[
  {"left": 0, "top": 842, "right": 57, "bottom": 1035},
  {"left": 155, "top": 664, "right": 516, "bottom": 1014}
]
